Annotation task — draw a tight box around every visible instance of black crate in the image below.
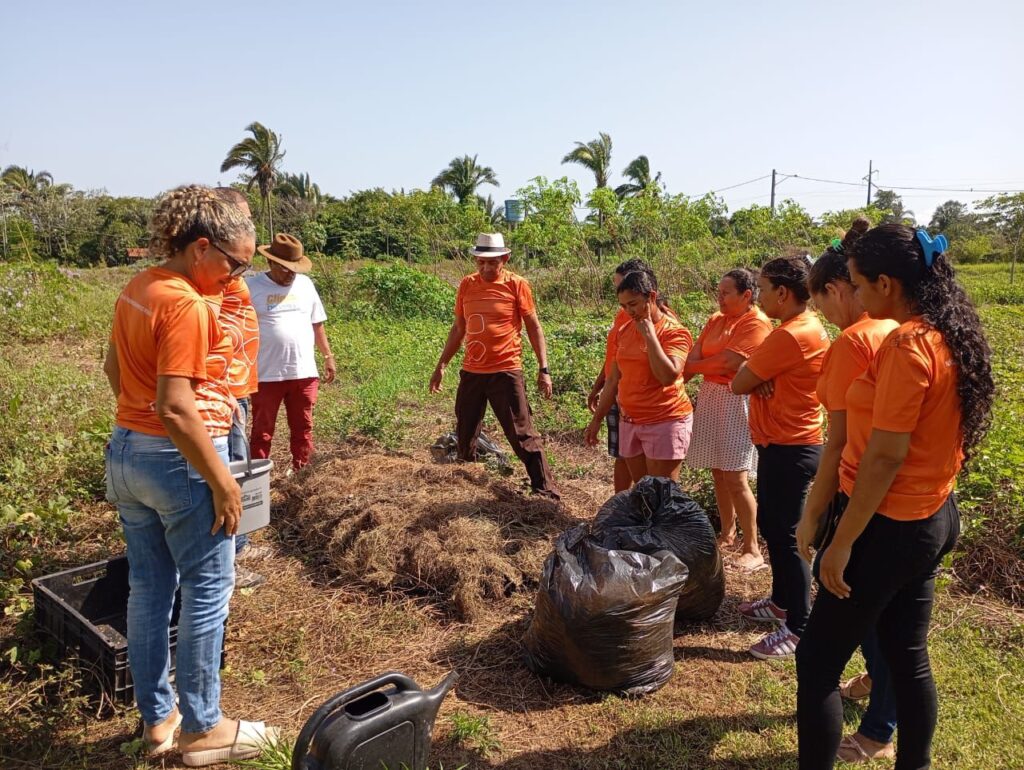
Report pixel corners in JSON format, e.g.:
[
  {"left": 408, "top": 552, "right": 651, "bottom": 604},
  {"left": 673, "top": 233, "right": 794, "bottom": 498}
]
[{"left": 32, "top": 555, "right": 224, "bottom": 707}]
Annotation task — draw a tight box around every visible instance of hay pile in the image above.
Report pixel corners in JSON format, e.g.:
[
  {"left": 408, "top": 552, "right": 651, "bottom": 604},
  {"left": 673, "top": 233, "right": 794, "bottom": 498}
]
[{"left": 279, "top": 449, "right": 595, "bottom": 620}]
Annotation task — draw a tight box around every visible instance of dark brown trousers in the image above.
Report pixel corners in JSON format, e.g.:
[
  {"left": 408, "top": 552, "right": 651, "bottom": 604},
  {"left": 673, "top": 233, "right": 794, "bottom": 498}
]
[{"left": 455, "top": 369, "right": 559, "bottom": 498}]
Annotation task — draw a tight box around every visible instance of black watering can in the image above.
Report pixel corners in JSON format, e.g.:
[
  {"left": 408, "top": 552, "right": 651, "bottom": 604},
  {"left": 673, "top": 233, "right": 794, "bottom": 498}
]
[{"left": 292, "top": 671, "right": 459, "bottom": 770}]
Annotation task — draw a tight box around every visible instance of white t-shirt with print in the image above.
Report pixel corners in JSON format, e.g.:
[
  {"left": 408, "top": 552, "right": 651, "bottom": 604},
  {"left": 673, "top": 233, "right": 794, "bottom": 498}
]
[{"left": 246, "top": 273, "right": 328, "bottom": 382}]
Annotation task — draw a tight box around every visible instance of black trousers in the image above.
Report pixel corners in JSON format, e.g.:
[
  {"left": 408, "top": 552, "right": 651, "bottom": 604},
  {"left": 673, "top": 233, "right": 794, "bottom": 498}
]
[
  {"left": 454, "top": 369, "right": 559, "bottom": 497},
  {"left": 756, "top": 443, "right": 822, "bottom": 636},
  {"left": 796, "top": 493, "right": 960, "bottom": 770}
]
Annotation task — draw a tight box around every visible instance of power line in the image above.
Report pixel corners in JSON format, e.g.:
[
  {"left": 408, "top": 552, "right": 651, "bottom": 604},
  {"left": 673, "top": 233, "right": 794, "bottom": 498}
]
[
  {"left": 773, "top": 171, "right": 1024, "bottom": 194},
  {"left": 710, "top": 174, "right": 772, "bottom": 193},
  {"left": 881, "top": 182, "right": 1024, "bottom": 194}
]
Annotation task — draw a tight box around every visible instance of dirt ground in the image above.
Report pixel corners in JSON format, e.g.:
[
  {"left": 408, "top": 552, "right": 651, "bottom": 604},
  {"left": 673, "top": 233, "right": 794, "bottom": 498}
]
[{"left": 26, "top": 437, "right": 800, "bottom": 770}]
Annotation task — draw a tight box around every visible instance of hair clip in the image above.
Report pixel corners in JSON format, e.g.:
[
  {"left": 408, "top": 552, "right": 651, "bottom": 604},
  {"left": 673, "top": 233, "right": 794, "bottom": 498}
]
[
  {"left": 915, "top": 229, "right": 948, "bottom": 268},
  {"left": 829, "top": 237, "right": 843, "bottom": 254}
]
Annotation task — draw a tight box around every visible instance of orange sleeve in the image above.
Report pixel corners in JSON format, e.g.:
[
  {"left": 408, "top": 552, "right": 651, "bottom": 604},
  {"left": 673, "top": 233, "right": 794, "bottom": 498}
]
[
  {"left": 155, "top": 297, "right": 213, "bottom": 380},
  {"left": 661, "top": 326, "right": 693, "bottom": 361},
  {"left": 603, "top": 322, "right": 618, "bottom": 377},
  {"left": 455, "top": 278, "right": 467, "bottom": 319},
  {"left": 726, "top": 314, "right": 771, "bottom": 358},
  {"left": 745, "top": 328, "right": 803, "bottom": 381},
  {"left": 824, "top": 335, "right": 870, "bottom": 411},
  {"left": 517, "top": 278, "right": 536, "bottom": 317},
  {"left": 871, "top": 342, "right": 930, "bottom": 432}
]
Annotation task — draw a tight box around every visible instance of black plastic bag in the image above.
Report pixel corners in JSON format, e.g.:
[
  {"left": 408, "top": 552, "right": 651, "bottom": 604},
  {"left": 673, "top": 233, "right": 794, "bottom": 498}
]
[
  {"left": 523, "top": 524, "right": 688, "bottom": 696},
  {"left": 594, "top": 476, "right": 725, "bottom": 621}
]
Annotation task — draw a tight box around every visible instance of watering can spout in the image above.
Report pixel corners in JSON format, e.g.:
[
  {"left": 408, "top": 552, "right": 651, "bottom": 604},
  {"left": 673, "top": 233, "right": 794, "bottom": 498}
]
[{"left": 424, "top": 671, "right": 459, "bottom": 715}]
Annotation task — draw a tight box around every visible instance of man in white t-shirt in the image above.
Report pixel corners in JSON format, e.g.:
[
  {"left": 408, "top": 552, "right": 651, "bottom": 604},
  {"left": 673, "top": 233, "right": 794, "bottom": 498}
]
[{"left": 246, "top": 234, "right": 336, "bottom": 471}]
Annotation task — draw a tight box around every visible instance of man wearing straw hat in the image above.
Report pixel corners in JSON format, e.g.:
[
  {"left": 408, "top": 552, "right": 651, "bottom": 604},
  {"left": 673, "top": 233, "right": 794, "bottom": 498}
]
[
  {"left": 430, "top": 233, "right": 559, "bottom": 498},
  {"left": 247, "top": 234, "right": 336, "bottom": 472}
]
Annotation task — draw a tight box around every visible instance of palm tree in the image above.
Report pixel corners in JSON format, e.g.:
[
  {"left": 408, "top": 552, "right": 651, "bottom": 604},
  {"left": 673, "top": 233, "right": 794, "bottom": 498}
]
[
  {"left": 477, "top": 194, "right": 506, "bottom": 229},
  {"left": 873, "top": 189, "right": 915, "bottom": 225},
  {"left": 561, "top": 132, "right": 613, "bottom": 189},
  {"left": 614, "top": 155, "right": 662, "bottom": 199},
  {"left": 1, "top": 166, "right": 55, "bottom": 200},
  {"left": 276, "top": 172, "right": 322, "bottom": 207},
  {"left": 220, "top": 122, "right": 286, "bottom": 235},
  {"left": 431, "top": 155, "right": 498, "bottom": 204}
]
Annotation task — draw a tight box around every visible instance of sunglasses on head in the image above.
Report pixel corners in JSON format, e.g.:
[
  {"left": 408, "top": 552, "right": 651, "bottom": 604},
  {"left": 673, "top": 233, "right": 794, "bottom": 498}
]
[{"left": 210, "top": 242, "right": 252, "bottom": 277}]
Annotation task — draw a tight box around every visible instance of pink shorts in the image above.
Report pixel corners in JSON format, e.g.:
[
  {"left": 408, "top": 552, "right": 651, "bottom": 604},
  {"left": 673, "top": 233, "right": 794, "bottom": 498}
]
[{"left": 619, "top": 414, "right": 693, "bottom": 461}]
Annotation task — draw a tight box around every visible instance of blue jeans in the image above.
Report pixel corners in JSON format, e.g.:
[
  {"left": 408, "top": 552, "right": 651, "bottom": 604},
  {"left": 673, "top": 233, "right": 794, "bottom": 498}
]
[
  {"left": 859, "top": 629, "right": 898, "bottom": 744},
  {"left": 228, "top": 397, "right": 250, "bottom": 554},
  {"left": 105, "top": 427, "right": 234, "bottom": 734}
]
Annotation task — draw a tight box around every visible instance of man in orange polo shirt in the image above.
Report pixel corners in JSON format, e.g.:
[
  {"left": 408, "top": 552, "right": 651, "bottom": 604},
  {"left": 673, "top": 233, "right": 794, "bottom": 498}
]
[{"left": 429, "top": 233, "right": 559, "bottom": 498}]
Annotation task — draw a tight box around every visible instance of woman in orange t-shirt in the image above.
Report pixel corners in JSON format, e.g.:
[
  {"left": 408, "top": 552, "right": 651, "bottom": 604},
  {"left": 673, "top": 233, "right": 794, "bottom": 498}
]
[
  {"left": 685, "top": 268, "right": 772, "bottom": 570},
  {"left": 795, "top": 225, "right": 994, "bottom": 770},
  {"left": 731, "top": 256, "right": 829, "bottom": 661},
  {"left": 587, "top": 258, "right": 677, "bottom": 493},
  {"left": 585, "top": 270, "right": 693, "bottom": 483},
  {"left": 102, "top": 186, "right": 278, "bottom": 762},
  {"left": 796, "top": 219, "right": 899, "bottom": 763}
]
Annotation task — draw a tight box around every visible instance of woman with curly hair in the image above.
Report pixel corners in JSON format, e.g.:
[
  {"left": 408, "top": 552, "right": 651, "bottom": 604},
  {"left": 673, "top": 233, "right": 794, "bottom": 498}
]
[
  {"left": 103, "top": 185, "right": 278, "bottom": 765},
  {"left": 731, "top": 255, "right": 830, "bottom": 660},
  {"left": 795, "top": 224, "right": 994, "bottom": 770}
]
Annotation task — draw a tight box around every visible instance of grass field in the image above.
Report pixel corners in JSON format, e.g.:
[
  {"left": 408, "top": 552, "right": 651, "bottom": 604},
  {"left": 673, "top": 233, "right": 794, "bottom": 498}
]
[{"left": 1, "top": 259, "right": 1022, "bottom": 769}]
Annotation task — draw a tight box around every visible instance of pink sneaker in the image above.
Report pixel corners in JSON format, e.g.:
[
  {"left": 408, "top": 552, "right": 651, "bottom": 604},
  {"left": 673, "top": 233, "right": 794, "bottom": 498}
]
[
  {"left": 749, "top": 624, "right": 800, "bottom": 660},
  {"left": 737, "top": 597, "right": 787, "bottom": 624}
]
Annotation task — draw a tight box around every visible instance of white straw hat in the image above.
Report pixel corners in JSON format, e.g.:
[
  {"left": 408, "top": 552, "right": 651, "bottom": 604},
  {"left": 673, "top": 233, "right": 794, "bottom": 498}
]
[{"left": 469, "top": 232, "right": 511, "bottom": 258}]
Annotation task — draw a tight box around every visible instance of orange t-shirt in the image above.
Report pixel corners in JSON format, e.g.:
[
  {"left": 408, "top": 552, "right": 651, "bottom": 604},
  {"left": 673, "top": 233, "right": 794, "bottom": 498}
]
[
  {"left": 614, "top": 314, "right": 694, "bottom": 424},
  {"left": 456, "top": 270, "right": 537, "bottom": 374},
  {"left": 112, "top": 267, "right": 234, "bottom": 438},
  {"left": 209, "top": 277, "right": 260, "bottom": 398},
  {"left": 816, "top": 314, "right": 899, "bottom": 412},
  {"left": 746, "top": 309, "right": 829, "bottom": 446},
  {"left": 839, "top": 320, "right": 963, "bottom": 521},
  {"left": 695, "top": 307, "right": 773, "bottom": 384}
]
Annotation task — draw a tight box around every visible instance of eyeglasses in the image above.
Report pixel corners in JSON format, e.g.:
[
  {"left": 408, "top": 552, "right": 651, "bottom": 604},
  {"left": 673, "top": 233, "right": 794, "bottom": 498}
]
[{"left": 210, "top": 242, "right": 252, "bottom": 277}]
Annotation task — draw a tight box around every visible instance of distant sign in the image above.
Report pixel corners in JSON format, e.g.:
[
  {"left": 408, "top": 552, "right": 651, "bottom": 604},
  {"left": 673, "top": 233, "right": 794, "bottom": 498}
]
[{"left": 504, "top": 199, "right": 526, "bottom": 223}]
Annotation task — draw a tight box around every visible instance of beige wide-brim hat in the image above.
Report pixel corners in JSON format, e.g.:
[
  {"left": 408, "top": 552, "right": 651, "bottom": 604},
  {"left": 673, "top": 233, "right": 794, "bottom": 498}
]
[
  {"left": 469, "top": 232, "right": 511, "bottom": 258},
  {"left": 257, "top": 233, "right": 313, "bottom": 273}
]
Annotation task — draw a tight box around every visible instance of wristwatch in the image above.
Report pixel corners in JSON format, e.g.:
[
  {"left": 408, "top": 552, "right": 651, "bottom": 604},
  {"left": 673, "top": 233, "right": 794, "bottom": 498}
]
[{"left": 539, "top": 367, "right": 550, "bottom": 375}]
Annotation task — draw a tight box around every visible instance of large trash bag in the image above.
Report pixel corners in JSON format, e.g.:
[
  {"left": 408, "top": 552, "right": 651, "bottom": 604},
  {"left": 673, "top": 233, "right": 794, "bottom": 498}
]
[
  {"left": 594, "top": 476, "right": 725, "bottom": 621},
  {"left": 523, "top": 523, "right": 688, "bottom": 696}
]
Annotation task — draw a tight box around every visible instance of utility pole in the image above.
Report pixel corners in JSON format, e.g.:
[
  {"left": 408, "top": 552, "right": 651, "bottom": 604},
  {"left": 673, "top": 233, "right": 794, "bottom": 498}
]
[
  {"left": 865, "top": 160, "right": 877, "bottom": 207},
  {"left": 770, "top": 169, "right": 777, "bottom": 216}
]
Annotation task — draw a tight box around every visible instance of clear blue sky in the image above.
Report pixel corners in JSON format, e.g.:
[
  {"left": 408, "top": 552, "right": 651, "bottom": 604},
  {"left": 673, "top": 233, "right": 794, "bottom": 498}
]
[{"left": 2, "top": 0, "right": 1022, "bottom": 221}]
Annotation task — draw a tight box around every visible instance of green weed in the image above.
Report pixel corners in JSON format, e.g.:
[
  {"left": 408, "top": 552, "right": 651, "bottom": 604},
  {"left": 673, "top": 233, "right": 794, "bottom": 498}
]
[{"left": 448, "top": 711, "right": 501, "bottom": 756}]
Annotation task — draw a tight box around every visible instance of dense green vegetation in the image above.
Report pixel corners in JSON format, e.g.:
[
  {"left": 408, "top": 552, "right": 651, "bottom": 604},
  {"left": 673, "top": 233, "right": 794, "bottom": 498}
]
[{"left": 5, "top": 125, "right": 1024, "bottom": 273}]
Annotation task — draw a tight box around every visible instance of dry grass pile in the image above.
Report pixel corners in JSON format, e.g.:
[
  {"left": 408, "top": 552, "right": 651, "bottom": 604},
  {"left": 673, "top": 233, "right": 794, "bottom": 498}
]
[{"left": 278, "top": 448, "right": 596, "bottom": 620}]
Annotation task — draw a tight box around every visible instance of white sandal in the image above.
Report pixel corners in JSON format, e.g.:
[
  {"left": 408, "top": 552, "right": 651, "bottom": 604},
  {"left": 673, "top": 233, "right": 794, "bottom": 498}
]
[
  {"left": 181, "top": 720, "right": 279, "bottom": 767},
  {"left": 144, "top": 710, "right": 183, "bottom": 757}
]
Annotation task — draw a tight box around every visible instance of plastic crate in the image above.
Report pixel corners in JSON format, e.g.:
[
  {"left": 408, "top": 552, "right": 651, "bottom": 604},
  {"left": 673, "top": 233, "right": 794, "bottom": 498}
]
[{"left": 32, "top": 555, "right": 224, "bottom": 707}]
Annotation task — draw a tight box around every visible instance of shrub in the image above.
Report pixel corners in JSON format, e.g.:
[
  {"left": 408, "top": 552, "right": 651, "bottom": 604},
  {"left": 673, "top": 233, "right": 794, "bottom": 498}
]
[{"left": 349, "top": 261, "right": 456, "bottom": 322}]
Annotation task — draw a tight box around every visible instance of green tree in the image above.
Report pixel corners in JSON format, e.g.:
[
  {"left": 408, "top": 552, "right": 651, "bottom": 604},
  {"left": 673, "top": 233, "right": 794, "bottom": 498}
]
[
  {"left": 276, "top": 172, "right": 322, "bottom": 206},
  {"left": 978, "top": 192, "right": 1024, "bottom": 282},
  {"left": 509, "top": 177, "right": 584, "bottom": 267},
  {"left": 873, "top": 189, "right": 915, "bottom": 224},
  {"left": 614, "top": 155, "right": 661, "bottom": 199},
  {"left": 561, "top": 132, "right": 613, "bottom": 189},
  {"left": 219, "top": 121, "right": 286, "bottom": 236},
  {"left": 1, "top": 166, "right": 55, "bottom": 199},
  {"left": 430, "top": 154, "right": 498, "bottom": 204}
]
